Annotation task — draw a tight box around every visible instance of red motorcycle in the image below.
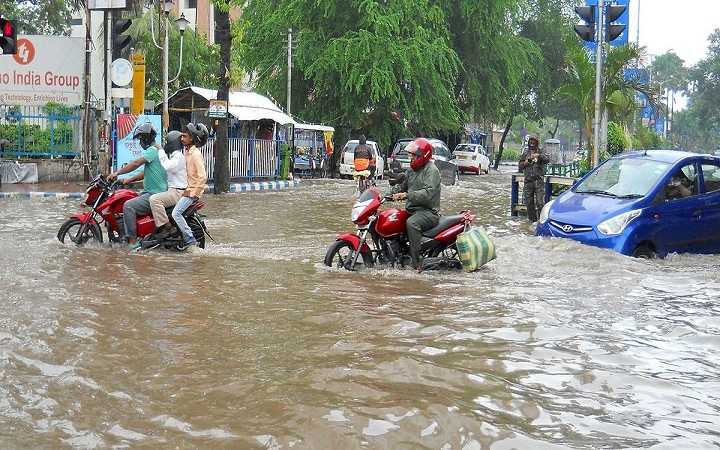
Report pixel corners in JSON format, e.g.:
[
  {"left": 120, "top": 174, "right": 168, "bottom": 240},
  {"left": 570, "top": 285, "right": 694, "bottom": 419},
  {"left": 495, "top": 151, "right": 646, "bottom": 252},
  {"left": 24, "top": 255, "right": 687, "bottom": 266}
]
[
  {"left": 324, "top": 187, "right": 475, "bottom": 271},
  {"left": 57, "top": 174, "right": 210, "bottom": 250}
]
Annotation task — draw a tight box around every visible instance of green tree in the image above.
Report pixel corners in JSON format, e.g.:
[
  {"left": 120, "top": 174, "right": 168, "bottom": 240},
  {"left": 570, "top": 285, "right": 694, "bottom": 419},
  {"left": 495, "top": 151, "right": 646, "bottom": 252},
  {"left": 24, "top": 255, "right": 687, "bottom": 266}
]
[
  {"left": 649, "top": 50, "right": 687, "bottom": 140},
  {"left": 0, "top": 0, "right": 74, "bottom": 35},
  {"left": 679, "top": 29, "right": 720, "bottom": 152},
  {"left": 128, "top": 9, "right": 220, "bottom": 102},
  {"left": 239, "top": 0, "right": 462, "bottom": 149},
  {"left": 560, "top": 42, "right": 660, "bottom": 166},
  {"left": 211, "top": 0, "right": 232, "bottom": 193}
]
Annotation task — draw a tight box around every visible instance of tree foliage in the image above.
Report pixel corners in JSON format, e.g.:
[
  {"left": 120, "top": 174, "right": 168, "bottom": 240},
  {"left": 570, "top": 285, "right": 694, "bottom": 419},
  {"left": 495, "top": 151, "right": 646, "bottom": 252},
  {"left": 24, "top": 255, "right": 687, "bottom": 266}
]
[
  {"left": 239, "top": 0, "right": 463, "bottom": 148},
  {"left": 128, "top": 9, "right": 220, "bottom": 102},
  {"left": 0, "top": 0, "right": 74, "bottom": 36}
]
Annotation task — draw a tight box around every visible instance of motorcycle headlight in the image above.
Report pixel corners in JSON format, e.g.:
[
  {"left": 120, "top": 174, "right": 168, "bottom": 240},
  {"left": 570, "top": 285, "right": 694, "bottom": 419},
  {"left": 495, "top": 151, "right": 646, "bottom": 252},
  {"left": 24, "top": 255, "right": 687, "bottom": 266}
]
[
  {"left": 538, "top": 200, "right": 554, "bottom": 224},
  {"left": 597, "top": 209, "right": 642, "bottom": 235}
]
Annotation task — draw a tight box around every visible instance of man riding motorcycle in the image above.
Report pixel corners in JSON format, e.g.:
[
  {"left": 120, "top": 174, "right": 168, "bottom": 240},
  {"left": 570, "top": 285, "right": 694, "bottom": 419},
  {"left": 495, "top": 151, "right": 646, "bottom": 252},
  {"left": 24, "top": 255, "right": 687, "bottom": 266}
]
[
  {"left": 107, "top": 123, "right": 167, "bottom": 249},
  {"left": 149, "top": 130, "right": 187, "bottom": 240},
  {"left": 389, "top": 137, "right": 441, "bottom": 270}
]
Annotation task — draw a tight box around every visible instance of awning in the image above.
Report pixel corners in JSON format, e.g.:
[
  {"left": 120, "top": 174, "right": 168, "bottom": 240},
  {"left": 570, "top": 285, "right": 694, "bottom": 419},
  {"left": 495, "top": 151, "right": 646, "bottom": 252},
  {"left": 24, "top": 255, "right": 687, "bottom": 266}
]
[
  {"left": 294, "top": 123, "right": 335, "bottom": 132},
  {"left": 227, "top": 105, "right": 294, "bottom": 125}
]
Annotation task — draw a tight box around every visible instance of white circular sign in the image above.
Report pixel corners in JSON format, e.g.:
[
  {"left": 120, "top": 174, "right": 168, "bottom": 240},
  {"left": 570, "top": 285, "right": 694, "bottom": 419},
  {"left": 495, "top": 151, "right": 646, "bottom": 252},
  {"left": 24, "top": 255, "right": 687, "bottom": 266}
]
[{"left": 111, "top": 58, "right": 133, "bottom": 86}]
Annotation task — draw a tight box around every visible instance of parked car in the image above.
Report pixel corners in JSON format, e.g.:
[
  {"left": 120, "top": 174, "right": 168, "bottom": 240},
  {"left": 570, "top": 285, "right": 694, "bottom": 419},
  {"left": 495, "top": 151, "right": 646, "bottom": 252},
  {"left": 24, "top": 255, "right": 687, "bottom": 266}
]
[
  {"left": 338, "top": 140, "right": 385, "bottom": 179},
  {"left": 453, "top": 143, "right": 490, "bottom": 174},
  {"left": 389, "top": 138, "right": 453, "bottom": 172},
  {"left": 536, "top": 150, "right": 720, "bottom": 258},
  {"left": 388, "top": 138, "right": 459, "bottom": 185}
]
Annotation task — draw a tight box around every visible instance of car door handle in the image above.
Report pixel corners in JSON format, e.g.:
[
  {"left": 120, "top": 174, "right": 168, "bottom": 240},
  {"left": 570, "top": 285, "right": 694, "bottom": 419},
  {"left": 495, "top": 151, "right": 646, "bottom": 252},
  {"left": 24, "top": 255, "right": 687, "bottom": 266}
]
[{"left": 693, "top": 210, "right": 703, "bottom": 219}]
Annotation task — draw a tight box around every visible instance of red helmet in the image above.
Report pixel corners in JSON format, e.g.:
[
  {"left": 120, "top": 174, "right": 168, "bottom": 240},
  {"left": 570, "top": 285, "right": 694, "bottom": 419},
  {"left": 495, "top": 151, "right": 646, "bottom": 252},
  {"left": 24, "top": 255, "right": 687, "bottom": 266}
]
[{"left": 407, "top": 138, "right": 433, "bottom": 170}]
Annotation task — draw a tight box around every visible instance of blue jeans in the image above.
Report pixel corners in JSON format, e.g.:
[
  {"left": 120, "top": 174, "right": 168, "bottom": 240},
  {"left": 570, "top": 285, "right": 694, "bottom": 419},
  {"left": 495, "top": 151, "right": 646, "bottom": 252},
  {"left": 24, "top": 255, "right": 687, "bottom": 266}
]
[{"left": 172, "top": 196, "right": 197, "bottom": 244}]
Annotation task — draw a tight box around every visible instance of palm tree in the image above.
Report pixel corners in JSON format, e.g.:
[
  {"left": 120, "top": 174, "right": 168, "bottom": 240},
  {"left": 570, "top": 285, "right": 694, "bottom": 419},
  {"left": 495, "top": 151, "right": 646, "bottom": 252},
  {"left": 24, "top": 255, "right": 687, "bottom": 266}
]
[{"left": 560, "top": 42, "right": 661, "bottom": 166}]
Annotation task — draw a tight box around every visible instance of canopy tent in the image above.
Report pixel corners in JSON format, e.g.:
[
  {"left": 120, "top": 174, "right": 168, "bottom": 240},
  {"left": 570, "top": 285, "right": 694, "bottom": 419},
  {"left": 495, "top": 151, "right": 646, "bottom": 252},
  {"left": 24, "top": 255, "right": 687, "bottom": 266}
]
[
  {"left": 294, "top": 122, "right": 335, "bottom": 132},
  {"left": 165, "top": 86, "right": 294, "bottom": 125}
]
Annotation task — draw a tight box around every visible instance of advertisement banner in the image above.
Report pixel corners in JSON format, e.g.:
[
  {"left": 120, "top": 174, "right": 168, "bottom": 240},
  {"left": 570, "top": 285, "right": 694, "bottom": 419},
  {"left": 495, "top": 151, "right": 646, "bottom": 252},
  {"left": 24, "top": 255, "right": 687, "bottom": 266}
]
[
  {"left": 0, "top": 35, "right": 84, "bottom": 106},
  {"left": 114, "top": 114, "right": 162, "bottom": 178},
  {"left": 323, "top": 131, "right": 334, "bottom": 156}
]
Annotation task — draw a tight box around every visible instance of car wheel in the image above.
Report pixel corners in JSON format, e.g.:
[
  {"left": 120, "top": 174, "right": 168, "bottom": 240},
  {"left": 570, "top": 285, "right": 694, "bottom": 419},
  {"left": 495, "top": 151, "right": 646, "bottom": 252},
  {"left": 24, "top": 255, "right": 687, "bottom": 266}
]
[{"left": 632, "top": 244, "right": 656, "bottom": 259}]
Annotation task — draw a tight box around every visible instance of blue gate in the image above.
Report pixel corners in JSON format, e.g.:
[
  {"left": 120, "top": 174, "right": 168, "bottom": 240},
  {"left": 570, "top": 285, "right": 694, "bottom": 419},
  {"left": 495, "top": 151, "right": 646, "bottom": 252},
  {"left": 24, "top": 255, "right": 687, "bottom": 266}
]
[{"left": 0, "top": 105, "right": 81, "bottom": 158}]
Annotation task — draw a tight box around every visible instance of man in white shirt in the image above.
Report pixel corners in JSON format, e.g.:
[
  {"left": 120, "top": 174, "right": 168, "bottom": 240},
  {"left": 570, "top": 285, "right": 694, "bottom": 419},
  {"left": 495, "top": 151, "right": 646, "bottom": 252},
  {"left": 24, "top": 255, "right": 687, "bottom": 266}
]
[{"left": 149, "top": 130, "right": 187, "bottom": 239}]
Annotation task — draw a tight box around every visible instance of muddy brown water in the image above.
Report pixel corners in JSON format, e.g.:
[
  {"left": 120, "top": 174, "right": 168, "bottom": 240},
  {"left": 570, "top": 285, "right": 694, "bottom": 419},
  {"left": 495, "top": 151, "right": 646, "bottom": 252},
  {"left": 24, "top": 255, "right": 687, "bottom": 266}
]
[{"left": 1, "top": 172, "right": 719, "bottom": 449}]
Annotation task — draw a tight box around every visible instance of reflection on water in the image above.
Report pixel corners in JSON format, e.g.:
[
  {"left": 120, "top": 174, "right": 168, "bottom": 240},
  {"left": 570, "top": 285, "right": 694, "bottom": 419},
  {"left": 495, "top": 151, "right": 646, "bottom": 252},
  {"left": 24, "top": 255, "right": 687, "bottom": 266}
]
[{"left": 1, "top": 172, "right": 719, "bottom": 449}]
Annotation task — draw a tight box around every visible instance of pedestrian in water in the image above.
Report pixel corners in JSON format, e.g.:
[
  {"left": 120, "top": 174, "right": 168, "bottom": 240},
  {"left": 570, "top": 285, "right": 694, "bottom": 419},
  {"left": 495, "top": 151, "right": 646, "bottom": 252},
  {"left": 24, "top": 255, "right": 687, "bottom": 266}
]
[{"left": 518, "top": 136, "right": 548, "bottom": 222}]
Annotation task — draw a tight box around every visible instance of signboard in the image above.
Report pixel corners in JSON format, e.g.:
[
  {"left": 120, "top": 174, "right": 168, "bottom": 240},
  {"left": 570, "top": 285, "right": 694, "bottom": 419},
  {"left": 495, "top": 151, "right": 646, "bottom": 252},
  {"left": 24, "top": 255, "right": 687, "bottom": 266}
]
[
  {"left": 208, "top": 100, "right": 228, "bottom": 118},
  {"left": 0, "top": 35, "right": 84, "bottom": 106},
  {"left": 88, "top": 0, "right": 127, "bottom": 9},
  {"left": 131, "top": 54, "right": 146, "bottom": 115},
  {"left": 114, "top": 114, "right": 162, "bottom": 178}
]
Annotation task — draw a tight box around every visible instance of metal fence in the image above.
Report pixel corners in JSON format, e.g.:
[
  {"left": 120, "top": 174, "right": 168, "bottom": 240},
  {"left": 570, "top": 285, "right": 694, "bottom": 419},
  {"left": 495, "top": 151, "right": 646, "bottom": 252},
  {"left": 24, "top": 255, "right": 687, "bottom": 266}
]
[
  {"left": 0, "top": 105, "right": 82, "bottom": 158},
  {"left": 201, "top": 138, "right": 281, "bottom": 180}
]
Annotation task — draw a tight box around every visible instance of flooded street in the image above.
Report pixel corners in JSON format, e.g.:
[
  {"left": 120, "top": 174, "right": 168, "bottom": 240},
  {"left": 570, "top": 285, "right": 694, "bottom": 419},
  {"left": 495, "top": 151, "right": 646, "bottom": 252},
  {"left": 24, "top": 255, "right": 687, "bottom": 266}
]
[{"left": 1, "top": 172, "right": 719, "bottom": 449}]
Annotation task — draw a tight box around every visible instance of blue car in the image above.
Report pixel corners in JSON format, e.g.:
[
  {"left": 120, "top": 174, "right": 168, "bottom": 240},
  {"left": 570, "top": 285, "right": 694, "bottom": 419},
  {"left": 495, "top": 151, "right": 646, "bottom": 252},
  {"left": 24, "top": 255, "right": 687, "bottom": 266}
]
[{"left": 536, "top": 150, "right": 720, "bottom": 258}]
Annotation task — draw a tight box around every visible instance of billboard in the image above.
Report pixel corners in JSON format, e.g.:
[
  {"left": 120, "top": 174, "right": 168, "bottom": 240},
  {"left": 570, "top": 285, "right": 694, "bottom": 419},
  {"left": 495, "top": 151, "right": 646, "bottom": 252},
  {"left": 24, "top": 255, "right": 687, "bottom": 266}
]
[
  {"left": 0, "top": 35, "right": 84, "bottom": 106},
  {"left": 114, "top": 114, "right": 162, "bottom": 178}
]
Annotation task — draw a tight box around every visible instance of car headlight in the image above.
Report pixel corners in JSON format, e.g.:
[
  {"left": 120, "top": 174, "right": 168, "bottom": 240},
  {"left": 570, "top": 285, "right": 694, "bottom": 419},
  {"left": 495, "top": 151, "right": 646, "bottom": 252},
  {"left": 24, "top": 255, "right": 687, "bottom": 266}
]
[
  {"left": 597, "top": 209, "right": 642, "bottom": 235},
  {"left": 538, "top": 200, "right": 554, "bottom": 224}
]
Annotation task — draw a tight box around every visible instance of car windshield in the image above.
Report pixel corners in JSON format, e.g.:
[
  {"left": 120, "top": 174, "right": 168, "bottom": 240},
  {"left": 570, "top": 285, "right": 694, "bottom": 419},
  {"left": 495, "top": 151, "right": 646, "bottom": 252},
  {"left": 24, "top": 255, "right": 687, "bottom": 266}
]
[
  {"left": 574, "top": 158, "right": 671, "bottom": 198},
  {"left": 393, "top": 141, "right": 412, "bottom": 158},
  {"left": 454, "top": 145, "right": 476, "bottom": 153},
  {"left": 345, "top": 142, "right": 375, "bottom": 156}
]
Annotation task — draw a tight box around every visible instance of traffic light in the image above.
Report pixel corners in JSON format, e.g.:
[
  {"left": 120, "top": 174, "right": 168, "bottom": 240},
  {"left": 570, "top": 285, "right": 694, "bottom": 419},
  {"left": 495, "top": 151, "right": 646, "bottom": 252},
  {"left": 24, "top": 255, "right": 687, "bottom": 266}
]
[
  {"left": 605, "top": 4, "right": 627, "bottom": 42},
  {"left": 574, "top": 6, "right": 596, "bottom": 43},
  {"left": 0, "top": 17, "right": 17, "bottom": 55},
  {"left": 112, "top": 17, "right": 132, "bottom": 60}
]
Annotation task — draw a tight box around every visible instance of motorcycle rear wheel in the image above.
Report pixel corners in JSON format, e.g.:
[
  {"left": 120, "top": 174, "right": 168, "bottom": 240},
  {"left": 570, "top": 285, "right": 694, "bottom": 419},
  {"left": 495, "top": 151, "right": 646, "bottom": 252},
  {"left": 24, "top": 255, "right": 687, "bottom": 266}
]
[
  {"left": 324, "top": 240, "right": 373, "bottom": 270},
  {"left": 57, "top": 218, "right": 104, "bottom": 246}
]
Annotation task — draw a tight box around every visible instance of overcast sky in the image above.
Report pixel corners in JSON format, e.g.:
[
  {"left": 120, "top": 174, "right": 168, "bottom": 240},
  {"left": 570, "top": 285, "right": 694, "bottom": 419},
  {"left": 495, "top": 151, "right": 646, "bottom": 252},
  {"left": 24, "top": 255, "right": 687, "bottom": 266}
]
[{"left": 629, "top": 0, "right": 719, "bottom": 66}]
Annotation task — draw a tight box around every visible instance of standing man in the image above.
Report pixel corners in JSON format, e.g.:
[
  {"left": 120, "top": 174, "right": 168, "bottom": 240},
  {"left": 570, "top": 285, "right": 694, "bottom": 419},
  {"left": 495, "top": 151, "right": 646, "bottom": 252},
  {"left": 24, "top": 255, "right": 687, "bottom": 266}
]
[
  {"left": 518, "top": 135, "right": 548, "bottom": 222},
  {"left": 108, "top": 123, "right": 167, "bottom": 249},
  {"left": 390, "top": 138, "right": 441, "bottom": 271},
  {"left": 172, "top": 123, "right": 208, "bottom": 250}
]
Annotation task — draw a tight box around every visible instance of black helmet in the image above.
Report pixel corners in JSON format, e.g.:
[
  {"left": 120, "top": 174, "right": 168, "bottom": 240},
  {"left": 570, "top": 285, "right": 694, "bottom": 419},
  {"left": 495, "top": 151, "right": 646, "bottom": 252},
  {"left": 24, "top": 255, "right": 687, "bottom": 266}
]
[
  {"left": 165, "top": 130, "right": 183, "bottom": 156},
  {"left": 133, "top": 122, "right": 157, "bottom": 149},
  {"left": 359, "top": 134, "right": 367, "bottom": 145},
  {"left": 185, "top": 122, "right": 209, "bottom": 148}
]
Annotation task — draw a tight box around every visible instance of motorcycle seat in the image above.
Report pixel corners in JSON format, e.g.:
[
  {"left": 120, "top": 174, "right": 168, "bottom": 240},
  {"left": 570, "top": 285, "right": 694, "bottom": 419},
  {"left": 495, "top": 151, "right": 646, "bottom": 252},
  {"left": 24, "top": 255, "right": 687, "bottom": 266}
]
[{"left": 423, "top": 214, "right": 464, "bottom": 237}]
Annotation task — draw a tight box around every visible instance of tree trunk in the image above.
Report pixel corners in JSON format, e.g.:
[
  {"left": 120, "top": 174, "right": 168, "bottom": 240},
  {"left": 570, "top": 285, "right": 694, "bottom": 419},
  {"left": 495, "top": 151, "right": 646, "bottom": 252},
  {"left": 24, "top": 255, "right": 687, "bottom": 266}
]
[
  {"left": 493, "top": 115, "right": 514, "bottom": 170},
  {"left": 213, "top": 8, "right": 231, "bottom": 194},
  {"left": 549, "top": 117, "right": 559, "bottom": 139}
]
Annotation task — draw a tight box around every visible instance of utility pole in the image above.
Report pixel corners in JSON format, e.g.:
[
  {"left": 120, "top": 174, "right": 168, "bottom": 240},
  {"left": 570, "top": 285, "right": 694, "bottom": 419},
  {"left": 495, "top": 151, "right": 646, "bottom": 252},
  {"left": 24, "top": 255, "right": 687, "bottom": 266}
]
[
  {"left": 287, "top": 28, "right": 292, "bottom": 117},
  {"left": 592, "top": 0, "right": 604, "bottom": 168},
  {"left": 104, "top": 10, "right": 113, "bottom": 179},
  {"left": 162, "top": 10, "right": 169, "bottom": 134}
]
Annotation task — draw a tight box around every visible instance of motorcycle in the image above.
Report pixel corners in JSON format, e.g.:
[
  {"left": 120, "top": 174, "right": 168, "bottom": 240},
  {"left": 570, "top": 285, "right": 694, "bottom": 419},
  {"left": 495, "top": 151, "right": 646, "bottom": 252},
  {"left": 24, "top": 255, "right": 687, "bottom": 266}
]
[
  {"left": 324, "top": 186, "right": 475, "bottom": 271},
  {"left": 57, "top": 174, "right": 211, "bottom": 251}
]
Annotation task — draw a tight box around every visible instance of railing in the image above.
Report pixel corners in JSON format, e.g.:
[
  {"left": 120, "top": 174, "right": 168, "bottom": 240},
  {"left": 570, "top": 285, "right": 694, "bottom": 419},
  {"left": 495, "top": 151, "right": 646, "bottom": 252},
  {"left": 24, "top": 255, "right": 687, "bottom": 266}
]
[
  {"left": 546, "top": 161, "right": 582, "bottom": 178},
  {"left": 201, "top": 138, "right": 281, "bottom": 180},
  {"left": 0, "top": 105, "right": 81, "bottom": 158}
]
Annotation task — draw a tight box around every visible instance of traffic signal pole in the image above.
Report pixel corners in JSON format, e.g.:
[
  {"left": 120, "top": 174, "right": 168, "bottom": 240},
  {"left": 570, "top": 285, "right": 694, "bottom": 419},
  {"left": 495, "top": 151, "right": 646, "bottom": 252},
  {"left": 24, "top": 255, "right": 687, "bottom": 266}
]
[{"left": 592, "top": 0, "right": 604, "bottom": 168}]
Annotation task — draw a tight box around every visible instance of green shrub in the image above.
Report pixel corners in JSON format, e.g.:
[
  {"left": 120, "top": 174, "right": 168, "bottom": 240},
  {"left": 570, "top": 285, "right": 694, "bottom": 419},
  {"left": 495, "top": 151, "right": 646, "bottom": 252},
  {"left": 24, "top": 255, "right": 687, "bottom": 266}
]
[
  {"left": 607, "top": 122, "right": 628, "bottom": 155},
  {"left": 501, "top": 146, "right": 521, "bottom": 161}
]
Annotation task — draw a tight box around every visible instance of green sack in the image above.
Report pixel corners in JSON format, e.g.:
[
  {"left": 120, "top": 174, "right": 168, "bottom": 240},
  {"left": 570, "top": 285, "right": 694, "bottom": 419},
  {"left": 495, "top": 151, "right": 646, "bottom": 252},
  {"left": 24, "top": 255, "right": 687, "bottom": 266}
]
[{"left": 456, "top": 226, "right": 496, "bottom": 272}]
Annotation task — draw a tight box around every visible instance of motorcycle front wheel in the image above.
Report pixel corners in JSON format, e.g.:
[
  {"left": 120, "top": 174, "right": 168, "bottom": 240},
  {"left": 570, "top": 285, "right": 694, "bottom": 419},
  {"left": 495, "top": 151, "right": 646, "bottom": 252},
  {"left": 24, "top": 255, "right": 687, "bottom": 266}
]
[
  {"left": 324, "top": 240, "right": 373, "bottom": 270},
  {"left": 57, "top": 218, "right": 104, "bottom": 246}
]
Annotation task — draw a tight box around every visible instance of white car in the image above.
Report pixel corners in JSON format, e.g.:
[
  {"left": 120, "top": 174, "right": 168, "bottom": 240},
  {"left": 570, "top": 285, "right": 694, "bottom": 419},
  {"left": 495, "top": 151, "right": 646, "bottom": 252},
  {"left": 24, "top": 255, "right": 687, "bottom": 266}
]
[
  {"left": 339, "top": 140, "right": 385, "bottom": 179},
  {"left": 453, "top": 143, "right": 490, "bottom": 174}
]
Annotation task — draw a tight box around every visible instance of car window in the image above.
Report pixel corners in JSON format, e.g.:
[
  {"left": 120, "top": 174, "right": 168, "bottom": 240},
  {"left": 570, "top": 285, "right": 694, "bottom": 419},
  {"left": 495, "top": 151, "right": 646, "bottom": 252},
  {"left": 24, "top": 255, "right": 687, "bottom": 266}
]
[
  {"left": 575, "top": 158, "right": 670, "bottom": 197},
  {"left": 662, "top": 163, "right": 699, "bottom": 201},
  {"left": 392, "top": 141, "right": 411, "bottom": 158},
  {"left": 433, "top": 144, "right": 450, "bottom": 159},
  {"left": 454, "top": 144, "right": 475, "bottom": 153},
  {"left": 701, "top": 163, "right": 720, "bottom": 193}
]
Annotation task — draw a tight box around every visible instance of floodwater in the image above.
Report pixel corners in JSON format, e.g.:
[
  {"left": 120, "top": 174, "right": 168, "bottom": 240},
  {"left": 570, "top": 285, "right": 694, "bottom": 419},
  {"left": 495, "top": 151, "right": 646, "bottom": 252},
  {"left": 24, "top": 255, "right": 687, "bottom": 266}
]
[{"left": 1, "top": 172, "right": 719, "bottom": 449}]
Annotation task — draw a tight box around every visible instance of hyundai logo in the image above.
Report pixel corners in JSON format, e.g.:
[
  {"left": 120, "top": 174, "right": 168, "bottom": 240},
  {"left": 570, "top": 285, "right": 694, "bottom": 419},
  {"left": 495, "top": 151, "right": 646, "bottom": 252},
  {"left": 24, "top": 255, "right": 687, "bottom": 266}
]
[{"left": 562, "top": 224, "right": 574, "bottom": 233}]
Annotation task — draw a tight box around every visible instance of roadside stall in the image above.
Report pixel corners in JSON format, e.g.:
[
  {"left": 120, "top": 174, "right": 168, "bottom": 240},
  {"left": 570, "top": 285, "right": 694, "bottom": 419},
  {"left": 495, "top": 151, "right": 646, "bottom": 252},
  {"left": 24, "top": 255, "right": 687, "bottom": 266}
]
[{"left": 292, "top": 123, "right": 335, "bottom": 177}]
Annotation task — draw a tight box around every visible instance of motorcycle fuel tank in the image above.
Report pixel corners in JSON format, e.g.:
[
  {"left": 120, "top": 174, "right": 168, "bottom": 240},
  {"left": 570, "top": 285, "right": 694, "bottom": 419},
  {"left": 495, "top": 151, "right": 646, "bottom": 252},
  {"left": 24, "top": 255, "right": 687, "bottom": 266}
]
[{"left": 375, "top": 208, "right": 409, "bottom": 238}]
